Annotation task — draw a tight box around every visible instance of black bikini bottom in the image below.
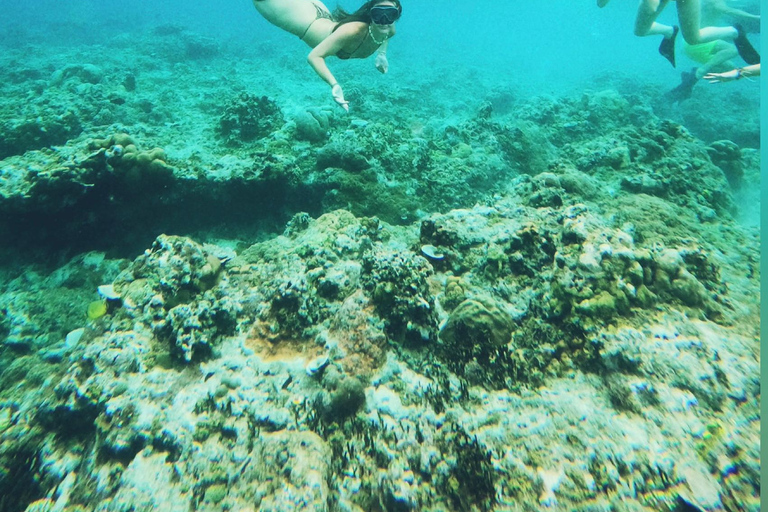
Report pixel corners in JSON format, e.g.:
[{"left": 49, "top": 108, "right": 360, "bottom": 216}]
[{"left": 300, "top": 4, "right": 334, "bottom": 40}]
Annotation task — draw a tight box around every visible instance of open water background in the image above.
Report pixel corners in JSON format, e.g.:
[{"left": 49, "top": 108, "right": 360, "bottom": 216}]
[{"left": 2, "top": 0, "right": 761, "bottom": 96}]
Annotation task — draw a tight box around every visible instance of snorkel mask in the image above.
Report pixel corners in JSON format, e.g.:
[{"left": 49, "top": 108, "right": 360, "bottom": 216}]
[{"left": 370, "top": 5, "right": 401, "bottom": 25}]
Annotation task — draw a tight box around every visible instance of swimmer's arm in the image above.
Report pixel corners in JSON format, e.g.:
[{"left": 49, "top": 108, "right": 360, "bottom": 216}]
[
  {"left": 703, "top": 64, "right": 760, "bottom": 82},
  {"left": 307, "top": 24, "right": 364, "bottom": 111},
  {"left": 736, "top": 64, "right": 760, "bottom": 78},
  {"left": 744, "top": 64, "right": 761, "bottom": 77},
  {"left": 307, "top": 37, "right": 345, "bottom": 86},
  {"left": 375, "top": 40, "right": 389, "bottom": 73},
  {"left": 307, "top": 24, "right": 363, "bottom": 86}
]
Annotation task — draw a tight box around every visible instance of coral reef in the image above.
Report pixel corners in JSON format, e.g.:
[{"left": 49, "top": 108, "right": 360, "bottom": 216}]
[
  {"left": 1, "top": 189, "right": 758, "bottom": 511},
  {"left": 361, "top": 246, "right": 438, "bottom": 346},
  {"left": 218, "top": 93, "right": 284, "bottom": 145},
  {"left": 89, "top": 132, "right": 174, "bottom": 189},
  {"left": 438, "top": 296, "right": 515, "bottom": 367},
  {"left": 0, "top": 31, "right": 760, "bottom": 512},
  {"left": 293, "top": 108, "right": 333, "bottom": 143},
  {"left": 115, "top": 234, "right": 238, "bottom": 361}
]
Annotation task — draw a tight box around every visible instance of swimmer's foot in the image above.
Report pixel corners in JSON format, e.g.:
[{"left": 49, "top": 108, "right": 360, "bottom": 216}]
[
  {"left": 658, "top": 25, "right": 678, "bottom": 68},
  {"left": 666, "top": 68, "right": 698, "bottom": 103},
  {"left": 734, "top": 25, "right": 760, "bottom": 65}
]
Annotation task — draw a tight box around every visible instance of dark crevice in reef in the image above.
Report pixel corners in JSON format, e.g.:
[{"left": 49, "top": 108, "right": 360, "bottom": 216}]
[
  {"left": 0, "top": 445, "right": 45, "bottom": 512},
  {"left": 0, "top": 177, "right": 327, "bottom": 262}
]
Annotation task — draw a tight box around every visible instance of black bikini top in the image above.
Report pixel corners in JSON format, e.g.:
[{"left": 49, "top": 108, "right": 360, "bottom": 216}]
[{"left": 336, "top": 30, "right": 369, "bottom": 60}]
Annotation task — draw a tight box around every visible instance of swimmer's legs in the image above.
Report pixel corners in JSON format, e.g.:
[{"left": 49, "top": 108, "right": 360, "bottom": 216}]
[
  {"left": 667, "top": 40, "right": 739, "bottom": 102},
  {"left": 695, "top": 42, "right": 738, "bottom": 79},
  {"left": 308, "top": 0, "right": 332, "bottom": 14},
  {"left": 676, "top": 0, "right": 738, "bottom": 45},
  {"left": 251, "top": 0, "right": 334, "bottom": 43},
  {"left": 634, "top": 0, "right": 673, "bottom": 37},
  {"left": 635, "top": 0, "right": 678, "bottom": 66}
]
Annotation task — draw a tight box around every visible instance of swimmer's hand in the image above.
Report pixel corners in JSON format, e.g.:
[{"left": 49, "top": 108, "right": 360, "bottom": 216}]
[
  {"left": 703, "top": 70, "right": 739, "bottom": 83},
  {"left": 375, "top": 53, "right": 389, "bottom": 74},
  {"left": 331, "top": 83, "right": 349, "bottom": 112}
]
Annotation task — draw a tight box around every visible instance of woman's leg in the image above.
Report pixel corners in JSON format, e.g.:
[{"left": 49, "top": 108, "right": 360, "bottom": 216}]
[
  {"left": 251, "top": 0, "right": 333, "bottom": 41},
  {"left": 634, "top": 0, "right": 675, "bottom": 37},
  {"left": 694, "top": 41, "right": 738, "bottom": 78},
  {"left": 308, "top": 0, "right": 332, "bottom": 14},
  {"left": 676, "top": 0, "right": 737, "bottom": 44},
  {"left": 667, "top": 40, "right": 737, "bottom": 101},
  {"left": 635, "top": 0, "right": 678, "bottom": 66}
]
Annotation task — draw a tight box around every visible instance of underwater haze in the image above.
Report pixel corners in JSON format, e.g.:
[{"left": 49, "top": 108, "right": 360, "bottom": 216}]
[
  {"left": 1, "top": 0, "right": 760, "bottom": 86},
  {"left": 0, "top": 0, "right": 761, "bottom": 511}
]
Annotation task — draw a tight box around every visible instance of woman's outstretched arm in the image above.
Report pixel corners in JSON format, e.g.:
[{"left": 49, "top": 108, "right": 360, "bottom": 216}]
[
  {"left": 703, "top": 63, "right": 760, "bottom": 82},
  {"left": 306, "top": 23, "right": 366, "bottom": 111}
]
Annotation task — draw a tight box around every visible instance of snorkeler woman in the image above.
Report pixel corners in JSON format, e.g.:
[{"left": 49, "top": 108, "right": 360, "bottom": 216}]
[{"left": 251, "top": 0, "right": 402, "bottom": 111}]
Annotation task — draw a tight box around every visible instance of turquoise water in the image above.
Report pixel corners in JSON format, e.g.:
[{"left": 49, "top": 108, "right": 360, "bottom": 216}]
[
  {"left": 0, "top": 1, "right": 761, "bottom": 511},
  {"left": 0, "top": 1, "right": 760, "bottom": 89}
]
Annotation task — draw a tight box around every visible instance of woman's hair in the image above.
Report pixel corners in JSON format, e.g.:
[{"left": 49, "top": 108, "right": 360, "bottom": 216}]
[{"left": 332, "top": 0, "right": 402, "bottom": 31}]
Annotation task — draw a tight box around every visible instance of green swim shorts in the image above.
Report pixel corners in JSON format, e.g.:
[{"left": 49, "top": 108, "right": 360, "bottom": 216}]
[{"left": 683, "top": 40, "right": 720, "bottom": 64}]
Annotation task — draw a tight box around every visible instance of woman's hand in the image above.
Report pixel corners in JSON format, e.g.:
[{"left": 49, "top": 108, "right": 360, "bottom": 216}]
[
  {"left": 703, "top": 70, "right": 740, "bottom": 83},
  {"left": 375, "top": 53, "right": 389, "bottom": 73},
  {"left": 331, "top": 83, "right": 349, "bottom": 111}
]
